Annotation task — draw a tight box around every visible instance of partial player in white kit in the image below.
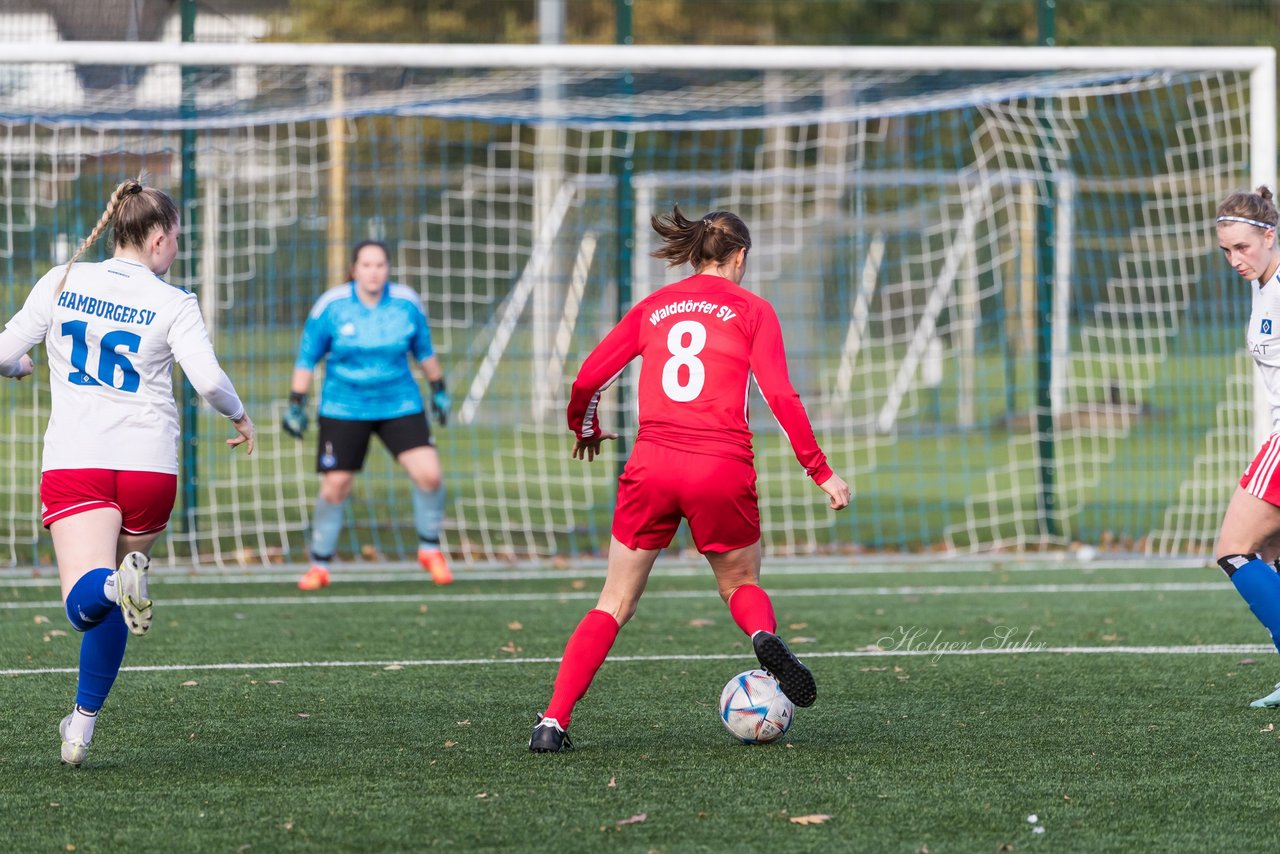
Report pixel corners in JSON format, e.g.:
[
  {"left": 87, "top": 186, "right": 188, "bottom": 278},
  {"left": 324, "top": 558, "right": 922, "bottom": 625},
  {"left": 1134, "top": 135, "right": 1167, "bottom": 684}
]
[
  {"left": 0, "top": 177, "right": 255, "bottom": 765},
  {"left": 1211, "top": 185, "right": 1280, "bottom": 708}
]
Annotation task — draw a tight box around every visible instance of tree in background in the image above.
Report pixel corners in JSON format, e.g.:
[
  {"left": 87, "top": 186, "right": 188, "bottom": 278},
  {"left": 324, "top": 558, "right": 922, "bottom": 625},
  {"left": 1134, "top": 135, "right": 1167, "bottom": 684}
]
[{"left": 277, "top": 0, "right": 1278, "bottom": 47}]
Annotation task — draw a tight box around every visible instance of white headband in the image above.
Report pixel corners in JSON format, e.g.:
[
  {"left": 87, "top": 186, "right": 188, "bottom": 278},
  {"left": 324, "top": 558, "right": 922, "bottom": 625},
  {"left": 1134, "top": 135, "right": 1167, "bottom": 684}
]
[{"left": 1217, "top": 215, "right": 1276, "bottom": 230}]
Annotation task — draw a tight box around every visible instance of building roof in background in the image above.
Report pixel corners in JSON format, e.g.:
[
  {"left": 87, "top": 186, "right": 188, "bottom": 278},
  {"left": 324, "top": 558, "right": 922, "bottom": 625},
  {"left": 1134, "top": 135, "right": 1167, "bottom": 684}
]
[{"left": 0, "top": 0, "right": 287, "bottom": 42}]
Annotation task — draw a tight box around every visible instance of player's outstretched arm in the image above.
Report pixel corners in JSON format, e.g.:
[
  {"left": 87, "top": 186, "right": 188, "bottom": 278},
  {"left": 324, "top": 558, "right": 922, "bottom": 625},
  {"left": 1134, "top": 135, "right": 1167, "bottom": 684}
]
[
  {"left": 572, "top": 431, "right": 618, "bottom": 462},
  {"left": 818, "top": 472, "right": 850, "bottom": 510}
]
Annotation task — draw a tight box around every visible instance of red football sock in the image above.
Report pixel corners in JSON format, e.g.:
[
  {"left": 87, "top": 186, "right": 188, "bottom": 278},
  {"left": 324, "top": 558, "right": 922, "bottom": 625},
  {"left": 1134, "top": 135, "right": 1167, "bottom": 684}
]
[
  {"left": 543, "top": 609, "right": 620, "bottom": 726},
  {"left": 727, "top": 583, "right": 777, "bottom": 636}
]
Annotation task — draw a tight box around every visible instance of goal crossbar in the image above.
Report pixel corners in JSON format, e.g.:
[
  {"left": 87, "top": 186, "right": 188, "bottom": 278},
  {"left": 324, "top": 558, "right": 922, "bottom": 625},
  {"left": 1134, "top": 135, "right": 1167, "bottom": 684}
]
[{"left": 4, "top": 42, "right": 1274, "bottom": 73}]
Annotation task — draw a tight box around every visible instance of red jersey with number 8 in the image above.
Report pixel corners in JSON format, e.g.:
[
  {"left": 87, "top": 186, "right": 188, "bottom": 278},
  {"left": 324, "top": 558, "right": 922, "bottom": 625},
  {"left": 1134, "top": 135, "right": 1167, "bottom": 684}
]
[{"left": 568, "top": 274, "right": 832, "bottom": 485}]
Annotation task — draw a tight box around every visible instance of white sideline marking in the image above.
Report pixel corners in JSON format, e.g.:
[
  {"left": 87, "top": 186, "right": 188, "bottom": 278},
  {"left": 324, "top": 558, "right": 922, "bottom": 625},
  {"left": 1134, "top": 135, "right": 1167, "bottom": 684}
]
[
  {"left": 0, "top": 580, "right": 1233, "bottom": 610},
  {"left": 0, "top": 558, "right": 1214, "bottom": 586},
  {"left": 2, "top": 644, "right": 1273, "bottom": 677}
]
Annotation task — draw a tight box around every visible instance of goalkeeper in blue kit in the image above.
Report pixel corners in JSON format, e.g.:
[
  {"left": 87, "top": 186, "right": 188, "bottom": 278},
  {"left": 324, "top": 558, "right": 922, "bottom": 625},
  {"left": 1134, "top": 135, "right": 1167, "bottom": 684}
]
[{"left": 283, "top": 240, "right": 453, "bottom": 588}]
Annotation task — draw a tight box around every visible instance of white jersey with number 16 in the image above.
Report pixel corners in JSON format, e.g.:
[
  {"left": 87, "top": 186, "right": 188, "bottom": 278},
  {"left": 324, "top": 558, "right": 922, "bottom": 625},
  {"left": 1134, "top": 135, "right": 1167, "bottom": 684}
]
[{"left": 0, "top": 258, "right": 245, "bottom": 474}]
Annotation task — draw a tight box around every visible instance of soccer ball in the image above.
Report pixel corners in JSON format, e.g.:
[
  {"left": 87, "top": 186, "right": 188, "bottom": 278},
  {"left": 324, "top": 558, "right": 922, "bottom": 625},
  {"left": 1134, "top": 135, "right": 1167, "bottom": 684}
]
[{"left": 719, "top": 669, "right": 794, "bottom": 744}]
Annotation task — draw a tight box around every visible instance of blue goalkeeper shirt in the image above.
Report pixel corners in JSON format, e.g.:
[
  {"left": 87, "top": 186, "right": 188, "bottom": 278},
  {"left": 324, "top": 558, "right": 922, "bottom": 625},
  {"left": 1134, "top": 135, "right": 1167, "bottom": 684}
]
[{"left": 295, "top": 282, "right": 436, "bottom": 421}]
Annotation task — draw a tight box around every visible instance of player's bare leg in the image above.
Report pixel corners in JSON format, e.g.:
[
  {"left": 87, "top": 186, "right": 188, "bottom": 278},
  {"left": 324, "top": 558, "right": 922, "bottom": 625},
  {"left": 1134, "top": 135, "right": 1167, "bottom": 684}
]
[
  {"left": 52, "top": 509, "right": 160, "bottom": 765},
  {"left": 531, "top": 538, "right": 660, "bottom": 752}
]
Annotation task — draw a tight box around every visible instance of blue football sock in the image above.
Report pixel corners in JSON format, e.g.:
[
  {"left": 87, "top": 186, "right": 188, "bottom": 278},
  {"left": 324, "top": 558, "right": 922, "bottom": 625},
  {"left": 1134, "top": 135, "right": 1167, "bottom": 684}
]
[
  {"left": 75, "top": 608, "right": 128, "bottom": 710},
  {"left": 1228, "top": 557, "right": 1280, "bottom": 654},
  {"left": 65, "top": 567, "right": 115, "bottom": 632},
  {"left": 309, "top": 496, "right": 347, "bottom": 562},
  {"left": 412, "top": 484, "right": 446, "bottom": 547}
]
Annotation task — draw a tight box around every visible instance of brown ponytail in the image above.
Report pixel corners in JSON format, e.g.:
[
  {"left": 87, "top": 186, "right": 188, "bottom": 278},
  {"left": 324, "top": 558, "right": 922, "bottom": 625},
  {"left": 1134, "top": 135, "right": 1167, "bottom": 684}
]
[{"left": 650, "top": 205, "right": 751, "bottom": 271}]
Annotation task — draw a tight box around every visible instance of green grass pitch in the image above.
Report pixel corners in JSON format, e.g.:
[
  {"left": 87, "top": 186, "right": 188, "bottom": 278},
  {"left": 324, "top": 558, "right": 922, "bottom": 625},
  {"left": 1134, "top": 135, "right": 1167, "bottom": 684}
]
[{"left": 1, "top": 559, "right": 1275, "bottom": 852}]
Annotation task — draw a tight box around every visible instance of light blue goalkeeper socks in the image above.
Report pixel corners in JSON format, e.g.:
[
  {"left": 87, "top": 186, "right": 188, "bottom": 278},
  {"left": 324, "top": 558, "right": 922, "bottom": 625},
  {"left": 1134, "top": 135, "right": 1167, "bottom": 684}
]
[
  {"left": 310, "top": 496, "right": 348, "bottom": 562},
  {"left": 412, "top": 484, "right": 446, "bottom": 547}
]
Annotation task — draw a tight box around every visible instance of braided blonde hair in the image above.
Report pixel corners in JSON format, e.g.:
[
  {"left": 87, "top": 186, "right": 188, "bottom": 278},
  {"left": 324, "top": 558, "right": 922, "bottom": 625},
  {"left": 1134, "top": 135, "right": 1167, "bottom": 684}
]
[{"left": 56, "top": 176, "right": 180, "bottom": 295}]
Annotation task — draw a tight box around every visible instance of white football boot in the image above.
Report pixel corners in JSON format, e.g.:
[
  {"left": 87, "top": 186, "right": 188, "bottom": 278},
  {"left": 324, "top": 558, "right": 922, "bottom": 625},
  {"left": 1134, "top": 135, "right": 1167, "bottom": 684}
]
[
  {"left": 1250, "top": 682, "right": 1280, "bottom": 708},
  {"left": 59, "top": 714, "right": 89, "bottom": 766},
  {"left": 116, "top": 551, "right": 153, "bottom": 636}
]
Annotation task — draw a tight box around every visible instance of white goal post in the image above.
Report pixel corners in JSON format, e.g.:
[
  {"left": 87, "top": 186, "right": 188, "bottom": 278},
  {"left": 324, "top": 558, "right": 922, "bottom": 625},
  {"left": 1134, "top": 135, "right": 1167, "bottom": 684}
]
[{"left": 0, "top": 42, "right": 1273, "bottom": 564}]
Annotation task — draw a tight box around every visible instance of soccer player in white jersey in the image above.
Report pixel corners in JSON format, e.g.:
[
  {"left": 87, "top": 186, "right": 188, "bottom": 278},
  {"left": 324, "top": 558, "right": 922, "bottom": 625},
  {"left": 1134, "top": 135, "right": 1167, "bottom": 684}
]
[
  {"left": 1212, "top": 185, "right": 1280, "bottom": 707},
  {"left": 0, "top": 177, "right": 255, "bottom": 765},
  {"left": 282, "top": 240, "right": 453, "bottom": 589}
]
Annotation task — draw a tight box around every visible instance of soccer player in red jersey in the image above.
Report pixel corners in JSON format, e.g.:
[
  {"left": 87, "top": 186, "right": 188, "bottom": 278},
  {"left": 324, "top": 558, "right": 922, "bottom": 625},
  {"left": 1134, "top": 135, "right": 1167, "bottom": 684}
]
[{"left": 530, "top": 205, "right": 850, "bottom": 752}]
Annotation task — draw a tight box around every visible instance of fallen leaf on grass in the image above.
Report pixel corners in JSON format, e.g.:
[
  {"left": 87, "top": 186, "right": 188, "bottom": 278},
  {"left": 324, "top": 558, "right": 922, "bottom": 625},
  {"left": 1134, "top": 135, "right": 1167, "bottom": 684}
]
[
  {"left": 789, "top": 636, "right": 817, "bottom": 644},
  {"left": 296, "top": 713, "right": 310, "bottom": 719},
  {"left": 688, "top": 618, "right": 715, "bottom": 628},
  {"left": 33, "top": 614, "right": 49, "bottom": 624},
  {"left": 181, "top": 680, "right": 199, "bottom": 687},
  {"left": 1240, "top": 658, "right": 1258, "bottom": 665},
  {"left": 419, "top": 604, "right": 428, "bottom": 614},
  {"left": 507, "top": 621, "right": 523, "bottom": 631},
  {"left": 444, "top": 740, "right": 458, "bottom": 748},
  {"left": 456, "top": 720, "right": 471, "bottom": 726},
  {"left": 475, "top": 792, "right": 488, "bottom": 799},
  {"left": 788, "top": 622, "right": 809, "bottom": 630},
  {"left": 789, "top": 814, "right": 832, "bottom": 825},
  {"left": 570, "top": 579, "right": 587, "bottom": 590},
  {"left": 1263, "top": 723, "right": 1275, "bottom": 733},
  {"left": 607, "top": 775, "right": 617, "bottom": 788},
  {"left": 500, "top": 642, "right": 523, "bottom": 654},
  {"left": 616, "top": 813, "right": 647, "bottom": 827},
  {"left": 859, "top": 666, "right": 888, "bottom": 672},
  {"left": 268, "top": 680, "right": 285, "bottom": 685},
  {"left": 383, "top": 664, "right": 403, "bottom": 671}
]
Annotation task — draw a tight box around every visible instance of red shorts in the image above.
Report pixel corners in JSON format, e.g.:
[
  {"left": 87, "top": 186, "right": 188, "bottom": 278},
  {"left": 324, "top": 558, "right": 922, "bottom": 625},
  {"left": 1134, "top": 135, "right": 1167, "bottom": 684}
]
[
  {"left": 1242, "top": 434, "right": 1280, "bottom": 506},
  {"left": 40, "top": 469, "right": 178, "bottom": 534},
  {"left": 611, "top": 441, "right": 760, "bottom": 554}
]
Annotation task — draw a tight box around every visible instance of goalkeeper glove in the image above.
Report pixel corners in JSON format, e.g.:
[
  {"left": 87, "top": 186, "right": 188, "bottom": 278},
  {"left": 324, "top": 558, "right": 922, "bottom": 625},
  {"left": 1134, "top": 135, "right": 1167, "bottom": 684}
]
[
  {"left": 282, "top": 392, "right": 309, "bottom": 439},
  {"left": 429, "top": 379, "right": 451, "bottom": 427}
]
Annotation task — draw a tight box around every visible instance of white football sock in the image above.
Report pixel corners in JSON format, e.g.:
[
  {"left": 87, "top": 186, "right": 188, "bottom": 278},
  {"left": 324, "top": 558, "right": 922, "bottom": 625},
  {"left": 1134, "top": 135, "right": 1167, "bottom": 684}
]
[{"left": 66, "top": 705, "right": 98, "bottom": 744}]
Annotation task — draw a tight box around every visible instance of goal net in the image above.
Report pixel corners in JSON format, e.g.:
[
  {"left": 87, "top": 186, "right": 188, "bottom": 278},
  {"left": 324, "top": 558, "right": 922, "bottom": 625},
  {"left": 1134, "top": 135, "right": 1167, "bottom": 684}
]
[{"left": 0, "top": 43, "right": 1272, "bottom": 565}]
